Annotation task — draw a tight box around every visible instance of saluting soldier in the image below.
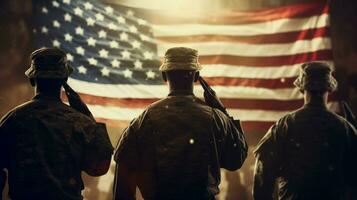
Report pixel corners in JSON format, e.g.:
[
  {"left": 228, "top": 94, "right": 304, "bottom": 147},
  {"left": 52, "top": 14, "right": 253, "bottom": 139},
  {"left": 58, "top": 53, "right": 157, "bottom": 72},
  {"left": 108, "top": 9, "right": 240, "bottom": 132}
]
[
  {"left": 0, "top": 48, "right": 113, "bottom": 200},
  {"left": 113, "top": 47, "right": 248, "bottom": 200},
  {"left": 253, "top": 62, "right": 357, "bottom": 200}
]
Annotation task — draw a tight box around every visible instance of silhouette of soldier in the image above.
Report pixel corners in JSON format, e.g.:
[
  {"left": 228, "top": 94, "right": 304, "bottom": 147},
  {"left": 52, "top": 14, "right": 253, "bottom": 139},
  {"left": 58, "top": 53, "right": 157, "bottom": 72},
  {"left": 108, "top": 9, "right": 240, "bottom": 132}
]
[
  {"left": 113, "top": 47, "right": 248, "bottom": 200},
  {"left": 0, "top": 48, "right": 113, "bottom": 200},
  {"left": 253, "top": 62, "right": 357, "bottom": 200}
]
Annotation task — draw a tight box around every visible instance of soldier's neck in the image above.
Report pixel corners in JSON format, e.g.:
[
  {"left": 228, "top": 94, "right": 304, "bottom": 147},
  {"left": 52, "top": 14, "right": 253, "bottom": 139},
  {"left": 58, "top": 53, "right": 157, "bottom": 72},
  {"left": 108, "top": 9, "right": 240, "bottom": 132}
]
[
  {"left": 35, "top": 87, "right": 62, "bottom": 99},
  {"left": 304, "top": 91, "right": 328, "bottom": 107},
  {"left": 168, "top": 84, "right": 194, "bottom": 96}
]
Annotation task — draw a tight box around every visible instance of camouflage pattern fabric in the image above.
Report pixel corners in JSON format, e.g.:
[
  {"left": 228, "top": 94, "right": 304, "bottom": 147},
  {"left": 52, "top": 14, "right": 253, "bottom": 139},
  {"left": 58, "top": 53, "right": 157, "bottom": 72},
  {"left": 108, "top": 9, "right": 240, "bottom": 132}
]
[
  {"left": 115, "top": 94, "right": 247, "bottom": 199},
  {"left": 0, "top": 94, "right": 113, "bottom": 200},
  {"left": 253, "top": 103, "right": 357, "bottom": 200}
]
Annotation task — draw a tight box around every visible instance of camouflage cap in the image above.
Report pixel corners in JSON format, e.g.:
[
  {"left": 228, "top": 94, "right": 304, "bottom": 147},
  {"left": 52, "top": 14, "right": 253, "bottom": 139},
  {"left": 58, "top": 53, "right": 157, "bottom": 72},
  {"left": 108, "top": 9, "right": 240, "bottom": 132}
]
[
  {"left": 25, "top": 47, "right": 73, "bottom": 79},
  {"left": 159, "top": 47, "right": 202, "bottom": 71},
  {"left": 294, "top": 62, "right": 337, "bottom": 92}
]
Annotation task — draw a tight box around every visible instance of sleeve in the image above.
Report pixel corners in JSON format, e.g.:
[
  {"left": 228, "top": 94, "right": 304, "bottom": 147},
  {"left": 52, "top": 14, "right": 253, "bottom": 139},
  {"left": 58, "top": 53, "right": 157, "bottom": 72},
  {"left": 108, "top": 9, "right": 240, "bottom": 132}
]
[
  {"left": 0, "top": 111, "right": 14, "bottom": 170},
  {"left": 212, "top": 109, "right": 248, "bottom": 171},
  {"left": 252, "top": 118, "right": 286, "bottom": 200}
]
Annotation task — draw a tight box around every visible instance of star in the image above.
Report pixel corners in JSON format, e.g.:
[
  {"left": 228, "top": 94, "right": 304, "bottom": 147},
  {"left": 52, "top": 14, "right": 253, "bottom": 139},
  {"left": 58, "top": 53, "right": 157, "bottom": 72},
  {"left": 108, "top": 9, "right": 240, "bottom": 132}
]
[
  {"left": 119, "top": 32, "right": 128, "bottom": 41},
  {"left": 101, "top": 67, "right": 110, "bottom": 76},
  {"left": 42, "top": 7, "right": 48, "bottom": 14},
  {"left": 74, "top": 7, "right": 83, "bottom": 17},
  {"left": 134, "top": 60, "right": 143, "bottom": 69},
  {"left": 126, "top": 10, "right": 134, "bottom": 16},
  {"left": 129, "top": 25, "right": 138, "bottom": 33},
  {"left": 95, "top": 13, "right": 104, "bottom": 21},
  {"left": 52, "top": 1, "right": 59, "bottom": 7},
  {"left": 117, "top": 16, "right": 126, "bottom": 24},
  {"left": 87, "top": 37, "right": 96, "bottom": 46},
  {"left": 146, "top": 70, "right": 156, "bottom": 79},
  {"left": 137, "top": 18, "right": 147, "bottom": 25},
  {"left": 111, "top": 59, "right": 120, "bottom": 68},
  {"left": 63, "top": 0, "right": 71, "bottom": 4},
  {"left": 99, "top": 49, "right": 109, "bottom": 58},
  {"left": 52, "top": 39, "right": 60, "bottom": 47},
  {"left": 83, "top": 2, "right": 93, "bottom": 10},
  {"left": 143, "top": 51, "right": 153, "bottom": 59},
  {"left": 140, "top": 34, "right": 150, "bottom": 41},
  {"left": 78, "top": 66, "right": 87, "bottom": 74},
  {"left": 88, "top": 58, "right": 98, "bottom": 66},
  {"left": 64, "top": 13, "right": 72, "bottom": 22},
  {"left": 66, "top": 53, "right": 73, "bottom": 62},
  {"left": 64, "top": 33, "right": 73, "bottom": 42},
  {"left": 76, "top": 46, "right": 85, "bottom": 55},
  {"left": 105, "top": 6, "right": 114, "bottom": 14},
  {"left": 41, "top": 26, "right": 48, "bottom": 34},
  {"left": 131, "top": 40, "right": 141, "bottom": 49},
  {"left": 109, "top": 40, "right": 119, "bottom": 48},
  {"left": 123, "top": 69, "right": 133, "bottom": 78},
  {"left": 98, "top": 30, "right": 107, "bottom": 38},
  {"left": 53, "top": 20, "right": 61, "bottom": 28},
  {"left": 121, "top": 50, "right": 130, "bottom": 59},
  {"left": 108, "top": 23, "right": 117, "bottom": 30},
  {"left": 75, "top": 26, "right": 84, "bottom": 35},
  {"left": 86, "top": 17, "right": 95, "bottom": 26}
]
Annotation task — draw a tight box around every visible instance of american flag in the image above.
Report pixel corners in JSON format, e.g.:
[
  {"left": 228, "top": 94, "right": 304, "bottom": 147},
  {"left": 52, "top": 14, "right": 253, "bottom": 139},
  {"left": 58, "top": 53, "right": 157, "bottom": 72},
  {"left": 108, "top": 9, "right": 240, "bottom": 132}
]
[{"left": 32, "top": 0, "right": 337, "bottom": 133}]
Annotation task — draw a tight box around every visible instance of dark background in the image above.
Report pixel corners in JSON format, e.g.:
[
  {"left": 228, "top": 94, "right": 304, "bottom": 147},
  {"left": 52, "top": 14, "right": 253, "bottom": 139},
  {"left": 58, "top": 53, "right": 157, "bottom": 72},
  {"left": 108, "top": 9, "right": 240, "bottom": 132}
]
[{"left": 0, "top": 0, "right": 356, "bottom": 199}]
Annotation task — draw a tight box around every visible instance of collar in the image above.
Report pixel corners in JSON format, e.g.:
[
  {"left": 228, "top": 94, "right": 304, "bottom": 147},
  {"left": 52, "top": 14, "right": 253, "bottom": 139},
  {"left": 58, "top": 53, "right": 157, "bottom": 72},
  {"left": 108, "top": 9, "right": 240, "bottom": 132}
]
[
  {"left": 168, "top": 90, "right": 194, "bottom": 96},
  {"left": 32, "top": 94, "right": 62, "bottom": 102}
]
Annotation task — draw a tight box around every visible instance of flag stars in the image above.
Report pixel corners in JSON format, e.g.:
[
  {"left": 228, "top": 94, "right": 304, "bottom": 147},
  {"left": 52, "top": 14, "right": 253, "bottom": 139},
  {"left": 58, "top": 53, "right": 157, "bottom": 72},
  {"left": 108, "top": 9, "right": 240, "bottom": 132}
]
[
  {"left": 123, "top": 69, "right": 133, "bottom": 78},
  {"left": 137, "top": 18, "right": 147, "bottom": 25},
  {"left": 53, "top": 20, "right": 61, "bottom": 28},
  {"left": 126, "top": 10, "right": 134, "bottom": 16},
  {"left": 98, "top": 30, "right": 107, "bottom": 38},
  {"left": 87, "top": 37, "right": 96, "bottom": 46},
  {"left": 121, "top": 50, "right": 131, "bottom": 59},
  {"left": 66, "top": 53, "right": 74, "bottom": 62},
  {"left": 42, "top": 7, "right": 48, "bottom": 14},
  {"left": 64, "top": 13, "right": 72, "bottom": 22},
  {"left": 52, "top": 39, "right": 60, "bottom": 47},
  {"left": 140, "top": 34, "right": 150, "bottom": 41},
  {"left": 88, "top": 58, "right": 98, "bottom": 66},
  {"left": 99, "top": 49, "right": 109, "bottom": 58},
  {"left": 78, "top": 66, "right": 87, "bottom": 74},
  {"left": 117, "top": 16, "right": 126, "bottom": 24},
  {"left": 129, "top": 25, "right": 138, "bottom": 33},
  {"left": 105, "top": 6, "right": 114, "bottom": 14},
  {"left": 143, "top": 51, "right": 154, "bottom": 60},
  {"left": 86, "top": 17, "right": 95, "bottom": 26},
  {"left": 109, "top": 40, "right": 119, "bottom": 49},
  {"left": 41, "top": 26, "right": 48, "bottom": 34},
  {"left": 52, "top": 1, "right": 60, "bottom": 7},
  {"left": 101, "top": 67, "right": 110, "bottom": 76},
  {"left": 64, "top": 33, "right": 73, "bottom": 42},
  {"left": 95, "top": 13, "right": 104, "bottom": 21},
  {"left": 134, "top": 60, "right": 143, "bottom": 69},
  {"left": 76, "top": 46, "right": 85, "bottom": 55},
  {"left": 111, "top": 59, "right": 120, "bottom": 68},
  {"left": 83, "top": 2, "right": 93, "bottom": 10},
  {"left": 120, "top": 32, "right": 128, "bottom": 41},
  {"left": 146, "top": 70, "right": 156, "bottom": 79},
  {"left": 63, "top": 0, "right": 71, "bottom": 5},
  {"left": 108, "top": 23, "right": 117, "bottom": 30},
  {"left": 75, "top": 26, "right": 84, "bottom": 35},
  {"left": 74, "top": 7, "right": 83, "bottom": 17},
  {"left": 131, "top": 40, "right": 141, "bottom": 49}
]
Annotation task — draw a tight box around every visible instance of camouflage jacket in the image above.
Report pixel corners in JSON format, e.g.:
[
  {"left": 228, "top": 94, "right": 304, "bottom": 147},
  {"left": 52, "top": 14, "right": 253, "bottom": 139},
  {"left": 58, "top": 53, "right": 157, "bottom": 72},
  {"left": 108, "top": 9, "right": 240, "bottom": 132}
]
[
  {"left": 0, "top": 94, "right": 113, "bottom": 200},
  {"left": 114, "top": 93, "right": 247, "bottom": 199},
  {"left": 253, "top": 103, "right": 357, "bottom": 200}
]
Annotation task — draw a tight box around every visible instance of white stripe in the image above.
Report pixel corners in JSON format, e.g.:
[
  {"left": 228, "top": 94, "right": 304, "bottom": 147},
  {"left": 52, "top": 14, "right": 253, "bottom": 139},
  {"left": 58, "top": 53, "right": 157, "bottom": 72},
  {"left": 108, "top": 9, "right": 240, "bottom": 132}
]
[
  {"left": 88, "top": 102, "right": 339, "bottom": 122},
  {"left": 152, "top": 14, "right": 329, "bottom": 37},
  {"left": 157, "top": 37, "right": 331, "bottom": 57},
  {"left": 68, "top": 78, "right": 302, "bottom": 100},
  {"left": 201, "top": 61, "right": 333, "bottom": 79}
]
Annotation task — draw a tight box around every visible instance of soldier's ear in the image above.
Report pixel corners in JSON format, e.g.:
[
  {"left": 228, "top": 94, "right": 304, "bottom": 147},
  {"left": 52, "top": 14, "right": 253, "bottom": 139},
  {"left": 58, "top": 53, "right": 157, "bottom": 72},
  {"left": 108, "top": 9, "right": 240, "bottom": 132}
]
[
  {"left": 194, "top": 71, "right": 200, "bottom": 82},
  {"left": 29, "top": 78, "right": 35, "bottom": 87},
  {"left": 162, "top": 72, "right": 167, "bottom": 82}
]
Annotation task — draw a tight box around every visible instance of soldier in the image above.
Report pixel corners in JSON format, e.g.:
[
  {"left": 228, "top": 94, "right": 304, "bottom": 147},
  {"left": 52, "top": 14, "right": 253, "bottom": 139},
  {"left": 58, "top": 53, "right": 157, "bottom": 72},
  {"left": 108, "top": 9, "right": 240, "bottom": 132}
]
[
  {"left": 0, "top": 48, "right": 113, "bottom": 200},
  {"left": 113, "top": 47, "right": 248, "bottom": 200},
  {"left": 253, "top": 62, "right": 357, "bottom": 200}
]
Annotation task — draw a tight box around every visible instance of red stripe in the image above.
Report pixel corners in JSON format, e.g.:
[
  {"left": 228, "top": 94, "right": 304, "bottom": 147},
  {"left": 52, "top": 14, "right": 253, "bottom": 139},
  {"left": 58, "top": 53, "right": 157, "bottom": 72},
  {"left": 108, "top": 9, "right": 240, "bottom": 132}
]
[
  {"left": 148, "top": 2, "right": 328, "bottom": 25},
  {"left": 157, "top": 27, "right": 330, "bottom": 44},
  {"left": 199, "top": 49, "right": 332, "bottom": 67}
]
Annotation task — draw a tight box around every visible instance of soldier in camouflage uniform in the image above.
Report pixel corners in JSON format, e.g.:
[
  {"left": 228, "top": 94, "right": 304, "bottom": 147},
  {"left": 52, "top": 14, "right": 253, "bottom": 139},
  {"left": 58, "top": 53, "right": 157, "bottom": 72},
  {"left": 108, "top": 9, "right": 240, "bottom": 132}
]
[
  {"left": 113, "top": 47, "right": 248, "bottom": 200},
  {"left": 0, "top": 48, "right": 113, "bottom": 200},
  {"left": 253, "top": 62, "right": 357, "bottom": 200}
]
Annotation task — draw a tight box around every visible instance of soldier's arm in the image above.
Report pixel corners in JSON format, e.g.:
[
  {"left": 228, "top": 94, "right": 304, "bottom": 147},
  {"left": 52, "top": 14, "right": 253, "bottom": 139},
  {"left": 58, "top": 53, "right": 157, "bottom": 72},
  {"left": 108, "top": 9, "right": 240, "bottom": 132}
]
[
  {"left": 213, "top": 109, "right": 248, "bottom": 170},
  {"left": 253, "top": 154, "right": 276, "bottom": 200},
  {"left": 113, "top": 163, "right": 136, "bottom": 200},
  {"left": 82, "top": 122, "right": 113, "bottom": 176}
]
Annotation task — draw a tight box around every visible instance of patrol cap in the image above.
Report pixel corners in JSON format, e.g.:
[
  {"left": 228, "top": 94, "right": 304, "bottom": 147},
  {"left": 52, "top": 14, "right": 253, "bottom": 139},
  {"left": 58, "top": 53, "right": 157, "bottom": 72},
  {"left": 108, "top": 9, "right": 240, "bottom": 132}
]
[
  {"left": 25, "top": 47, "right": 73, "bottom": 79},
  {"left": 294, "top": 62, "right": 337, "bottom": 92},
  {"left": 159, "top": 47, "right": 202, "bottom": 72}
]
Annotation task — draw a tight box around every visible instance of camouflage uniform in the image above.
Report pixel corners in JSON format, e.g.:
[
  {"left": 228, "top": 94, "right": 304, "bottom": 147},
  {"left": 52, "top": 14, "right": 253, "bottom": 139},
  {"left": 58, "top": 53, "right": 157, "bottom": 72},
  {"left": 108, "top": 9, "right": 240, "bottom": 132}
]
[
  {"left": 0, "top": 48, "right": 113, "bottom": 200},
  {"left": 114, "top": 47, "right": 248, "bottom": 200},
  {"left": 253, "top": 62, "right": 357, "bottom": 200}
]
